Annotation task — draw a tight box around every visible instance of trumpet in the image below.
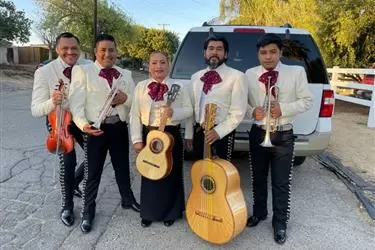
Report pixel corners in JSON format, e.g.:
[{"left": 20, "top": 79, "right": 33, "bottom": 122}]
[
  {"left": 260, "top": 77, "right": 279, "bottom": 148},
  {"left": 92, "top": 75, "right": 121, "bottom": 129}
]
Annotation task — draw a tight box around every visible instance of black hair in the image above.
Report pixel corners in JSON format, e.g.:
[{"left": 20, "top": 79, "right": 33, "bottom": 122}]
[
  {"left": 55, "top": 32, "right": 80, "bottom": 46},
  {"left": 256, "top": 33, "right": 283, "bottom": 51},
  {"left": 203, "top": 36, "right": 229, "bottom": 53},
  {"left": 95, "top": 33, "right": 116, "bottom": 48}
]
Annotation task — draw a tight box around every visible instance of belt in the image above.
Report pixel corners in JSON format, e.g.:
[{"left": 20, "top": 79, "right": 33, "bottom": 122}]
[
  {"left": 144, "top": 124, "right": 180, "bottom": 130},
  {"left": 102, "top": 115, "right": 121, "bottom": 124},
  {"left": 255, "top": 123, "right": 293, "bottom": 132}
]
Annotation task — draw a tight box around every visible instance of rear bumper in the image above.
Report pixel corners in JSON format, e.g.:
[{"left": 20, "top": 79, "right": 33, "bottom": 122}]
[{"left": 234, "top": 131, "right": 331, "bottom": 156}]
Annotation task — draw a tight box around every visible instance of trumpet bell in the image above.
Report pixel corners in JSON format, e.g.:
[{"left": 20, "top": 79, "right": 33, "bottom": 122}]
[
  {"left": 260, "top": 133, "right": 274, "bottom": 147},
  {"left": 260, "top": 139, "right": 274, "bottom": 147}
]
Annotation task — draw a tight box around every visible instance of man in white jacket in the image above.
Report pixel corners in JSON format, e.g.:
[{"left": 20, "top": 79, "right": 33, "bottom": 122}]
[
  {"left": 185, "top": 36, "right": 248, "bottom": 161},
  {"left": 31, "top": 32, "right": 90, "bottom": 227},
  {"left": 245, "top": 33, "right": 313, "bottom": 244},
  {"left": 69, "top": 34, "right": 140, "bottom": 233}
]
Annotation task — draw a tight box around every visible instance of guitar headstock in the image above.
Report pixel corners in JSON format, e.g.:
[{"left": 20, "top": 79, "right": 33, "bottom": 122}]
[
  {"left": 167, "top": 84, "right": 181, "bottom": 103},
  {"left": 202, "top": 103, "right": 217, "bottom": 131}
]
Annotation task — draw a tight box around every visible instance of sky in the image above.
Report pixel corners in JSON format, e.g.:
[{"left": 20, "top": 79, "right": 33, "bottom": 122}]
[{"left": 12, "top": 0, "right": 221, "bottom": 45}]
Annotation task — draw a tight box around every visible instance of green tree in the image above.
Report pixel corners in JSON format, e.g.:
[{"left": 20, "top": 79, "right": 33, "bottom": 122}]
[
  {"left": 126, "top": 26, "right": 179, "bottom": 63},
  {"left": 0, "top": 0, "right": 32, "bottom": 43},
  {"left": 220, "top": 0, "right": 318, "bottom": 35},
  {"left": 316, "top": 0, "right": 375, "bottom": 67},
  {"left": 220, "top": 0, "right": 375, "bottom": 67},
  {"left": 34, "top": 0, "right": 135, "bottom": 55},
  {"left": 36, "top": 14, "right": 62, "bottom": 59}
]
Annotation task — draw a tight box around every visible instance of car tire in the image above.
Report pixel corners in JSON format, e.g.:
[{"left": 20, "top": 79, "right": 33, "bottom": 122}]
[{"left": 293, "top": 156, "right": 306, "bottom": 166}]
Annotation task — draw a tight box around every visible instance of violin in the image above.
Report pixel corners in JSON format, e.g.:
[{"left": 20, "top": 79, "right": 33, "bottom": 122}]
[{"left": 46, "top": 79, "right": 74, "bottom": 154}]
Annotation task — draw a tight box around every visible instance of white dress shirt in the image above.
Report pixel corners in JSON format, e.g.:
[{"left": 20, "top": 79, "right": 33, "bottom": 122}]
[
  {"left": 129, "top": 77, "right": 193, "bottom": 144},
  {"left": 246, "top": 62, "right": 313, "bottom": 126},
  {"left": 185, "top": 63, "right": 248, "bottom": 139},
  {"left": 31, "top": 57, "right": 91, "bottom": 117},
  {"left": 68, "top": 61, "right": 135, "bottom": 131}
]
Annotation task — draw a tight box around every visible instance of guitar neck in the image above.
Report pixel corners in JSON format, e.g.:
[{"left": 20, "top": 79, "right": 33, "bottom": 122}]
[
  {"left": 203, "top": 139, "right": 212, "bottom": 159},
  {"left": 158, "top": 100, "right": 172, "bottom": 132}
]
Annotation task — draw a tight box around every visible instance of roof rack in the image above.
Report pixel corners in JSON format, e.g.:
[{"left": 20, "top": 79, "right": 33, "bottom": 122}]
[
  {"left": 202, "top": 22, "right": 294, "bottom": 28},
  {"left": 280, "top": 23, "right": 292, "bottom": 28}
]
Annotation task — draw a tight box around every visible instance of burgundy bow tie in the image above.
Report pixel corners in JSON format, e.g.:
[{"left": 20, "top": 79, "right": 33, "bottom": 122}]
[
  {"left": 148, "top": 82, "right": 169, "bottom": 101},
  {"left": 258, "top": 71, "right": 279, "bottom": 96},
  {"left": 200, "top": 70, "right": 222, "bottom": 94},
  {"left": 63, "top": 67, "right": 72, "bottom": 80},
  {"left": 99, "top": 68, "right": 121, "bottom": 87}
]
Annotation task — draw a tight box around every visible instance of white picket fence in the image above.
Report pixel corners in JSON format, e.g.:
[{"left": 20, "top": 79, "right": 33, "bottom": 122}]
[{"left": 327, "top": 66, "right": 375, "bottom": 128}]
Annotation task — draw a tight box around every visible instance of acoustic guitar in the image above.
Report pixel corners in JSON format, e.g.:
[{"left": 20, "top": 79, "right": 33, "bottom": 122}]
[
  {"left": 185, "top": 103, "right": 247, "bottom": 245},
  {"left": 136, "top": 84, "right": 181, "bottom": 180}
]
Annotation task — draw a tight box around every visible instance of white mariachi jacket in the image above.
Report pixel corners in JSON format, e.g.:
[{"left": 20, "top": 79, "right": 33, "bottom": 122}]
[
  {"left": 246, "top": 63, "right": 313, "bottom": 126},
  {"left": 31, "top": 57, "right": 91, "bottom": 117},
  {"left": 185, "top": 63, "right": 249, "bottom": 140},
  {"left": 129, "top": 77, "right": 193, "bottom": 144},
  {"left": 68, "top": 61, "right": 135, "bottom": 131}
]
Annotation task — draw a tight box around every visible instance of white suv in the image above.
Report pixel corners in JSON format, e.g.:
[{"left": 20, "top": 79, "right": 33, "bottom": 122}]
[{"left": 170, "top": 24, "right": 334, "bottom": 166}]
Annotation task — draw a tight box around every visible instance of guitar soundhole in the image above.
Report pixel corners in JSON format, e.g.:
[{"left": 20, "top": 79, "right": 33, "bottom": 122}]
[
  {"left": 200, "top": 176, "right": 216, "bottom": 194},
  {"left": 150, "top": 138, "right": 164, "bottom": 153}
]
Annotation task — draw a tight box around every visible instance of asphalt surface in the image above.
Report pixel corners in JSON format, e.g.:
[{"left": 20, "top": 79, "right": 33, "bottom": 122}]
[{"left": 0, "top": 72, "right": 374, "bottom": 249}]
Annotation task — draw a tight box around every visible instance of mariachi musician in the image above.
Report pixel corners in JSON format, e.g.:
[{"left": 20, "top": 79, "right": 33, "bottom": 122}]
[
  {"left": 31, "top": 32, "right": 89, "bottom": 227},
  {"left": 69, "top": 34, "right": 139, "bottom": 233},
  {"left": 185, "top": 35, "right": 248, "bottom": 161},
  {"left": 246, "top": 33, "right": 313, "bottom": 244},
  {"left": 130, "top": 51, "right": 193, "bottom": 228}
]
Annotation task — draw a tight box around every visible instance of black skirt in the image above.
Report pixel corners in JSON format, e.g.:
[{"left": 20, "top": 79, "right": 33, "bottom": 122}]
[{"left": 140, "top": 125, "right": 185, "bottom": 221}]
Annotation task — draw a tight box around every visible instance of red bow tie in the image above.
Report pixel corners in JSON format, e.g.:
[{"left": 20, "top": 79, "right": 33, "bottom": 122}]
[
  {"left": 148, "top": 82, "right": 169, "bottom": 101},
  {"left": 63, "top": 67, "right": 72, "bottom": 80},
  {"left": 99, "top": 68, "right": 121, "bottom": 87},
  {"left": 200, "top": 70, "right": 222, "bottom": 94},
  {"left": 258, "top": 71, "right": 279, "bottom": 96}
]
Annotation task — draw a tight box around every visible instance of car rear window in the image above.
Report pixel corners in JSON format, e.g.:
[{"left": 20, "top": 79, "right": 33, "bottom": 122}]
[{"left": 170, "top": 31, "right": 329, "bottom": 84}]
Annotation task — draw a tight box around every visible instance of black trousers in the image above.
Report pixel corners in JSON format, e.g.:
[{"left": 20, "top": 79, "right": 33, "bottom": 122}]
[
  {"left": 140, "top": 125, "right": 185, "bottom": 221},
  {"left": 249, "top": 125, "right": 294, "bottom": 230},
  {"left": 193, "top": 124, "right": 235, "bottom": 161},
  {"left": 82, "top": 121, "right": 135, "bottom": 220},
  {"left": 46, "top": 118, "right": 85, "bottom": 211}
]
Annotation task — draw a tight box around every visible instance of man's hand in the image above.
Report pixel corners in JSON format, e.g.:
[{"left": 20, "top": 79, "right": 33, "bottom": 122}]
[
  {"left": 111, "top": 90, "right": 127, "bottom": 106},
  {"left": 52, "top": 90, "right": 63, "bottom": 106},
  {"left": 205, "top": 129, "right": 220, "bottom": 144},
  {"left": 83, "top": 124, "right": 103, "bottom": 136},
  {"left": 270, "top": 101, "right": 282, "bottom": 119},
  {"left": 133, "top": 142, "right": 144, "bottom": 154},
  {"left": 162, "top": 106, "right": 173, "bottom": 118},
  {"left": 253, "top": 107, "right": 265, "bottom": 121},
  {"left": 184, "top": 139, "right": 193, "bottom": 152}
]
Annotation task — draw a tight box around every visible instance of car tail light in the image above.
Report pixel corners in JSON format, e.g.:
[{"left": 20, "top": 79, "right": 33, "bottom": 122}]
[
  {"left": 319, "top": 89, "right": 334, "bottom": 117},
  {"left": 233, "top": 28, "right": 265, "bottom": 33}
]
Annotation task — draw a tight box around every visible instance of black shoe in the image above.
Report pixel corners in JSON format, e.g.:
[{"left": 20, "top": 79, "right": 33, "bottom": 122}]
[
  {"left": 60, "top": 209, "right": 74, "bottom": 226},
  {"left": 121, "top": 200, "right": 141, "bottom": 213},
  {"left": 80, "top": 219, "right": 92, "bottom": 233},
  {"left": 163, "top": 220, "right": 174, "bottom": 227},
  {"left": 74, "top": 187, "right": 82, "bottom": 198},
  {"left": 141, "top": 219, "right": 152, "bottom": 228},
  {"left": 246, "top": 215, "right": 267, "bottom": 227},
  {"left": 274, "top": 228, "right": 287, "bottom": 244}
]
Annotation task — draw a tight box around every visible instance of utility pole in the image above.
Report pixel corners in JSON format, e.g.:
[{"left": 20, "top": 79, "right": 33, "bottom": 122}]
[
  {"left": 92, "top": 0, "right": 98, "bottom": 59},
  {"left": 158, "top": 24, "right": 170, "bottom": 31}
]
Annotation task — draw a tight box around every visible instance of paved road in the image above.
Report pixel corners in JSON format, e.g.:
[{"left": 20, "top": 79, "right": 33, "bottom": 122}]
[{"left": 0, "top": 74, "right": 374, "bottom": 249}]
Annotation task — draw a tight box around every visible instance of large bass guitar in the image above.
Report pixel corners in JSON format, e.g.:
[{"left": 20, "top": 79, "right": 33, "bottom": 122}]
[
  {"left": 136, "top": 84, "right": 180, "bottom": 180},
  {"left": 185, "top": 103, "right": 247, "bottom": 245}
]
